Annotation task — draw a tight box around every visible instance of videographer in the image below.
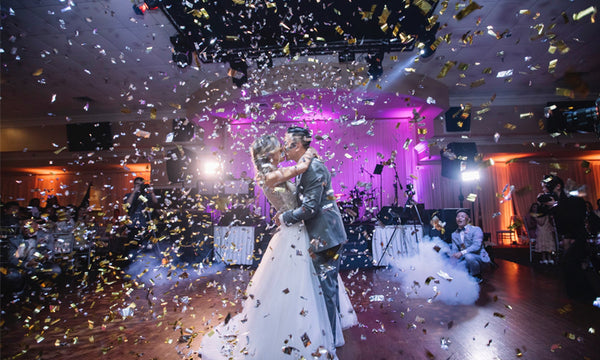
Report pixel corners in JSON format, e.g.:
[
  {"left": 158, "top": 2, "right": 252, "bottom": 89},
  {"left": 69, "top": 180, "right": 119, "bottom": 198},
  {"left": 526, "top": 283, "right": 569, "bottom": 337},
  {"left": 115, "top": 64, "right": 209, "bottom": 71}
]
[
  {"left": 538, "top": 174, "right": 596, "bottom": 300},
  {"left": 124, "top": 177, "right": 159, "bottom": 246}
]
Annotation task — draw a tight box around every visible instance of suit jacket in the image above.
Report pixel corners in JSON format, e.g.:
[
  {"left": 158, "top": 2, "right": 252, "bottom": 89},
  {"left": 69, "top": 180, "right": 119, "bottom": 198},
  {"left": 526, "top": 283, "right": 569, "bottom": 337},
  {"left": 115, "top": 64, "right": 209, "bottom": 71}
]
[
  {"left": 281, "top": 157, "right": 347, "bottom": 253},
  {"left": 451, "top": 224, "right": 490, "bottom": 262}
]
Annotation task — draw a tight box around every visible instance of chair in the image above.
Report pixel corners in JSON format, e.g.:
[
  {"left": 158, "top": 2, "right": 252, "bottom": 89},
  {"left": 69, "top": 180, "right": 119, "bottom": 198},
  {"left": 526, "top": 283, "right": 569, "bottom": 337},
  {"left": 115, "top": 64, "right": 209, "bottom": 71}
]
[{"left": 496, "top": 230, "right": 515, "bottom": 246}]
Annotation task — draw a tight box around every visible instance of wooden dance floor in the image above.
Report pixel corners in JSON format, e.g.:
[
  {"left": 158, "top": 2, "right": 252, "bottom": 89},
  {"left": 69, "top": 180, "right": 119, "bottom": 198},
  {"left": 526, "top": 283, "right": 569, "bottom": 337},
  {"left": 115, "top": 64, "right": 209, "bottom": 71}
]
[{"left": 1, "top": 258, "right": 599, "bottom": 359}]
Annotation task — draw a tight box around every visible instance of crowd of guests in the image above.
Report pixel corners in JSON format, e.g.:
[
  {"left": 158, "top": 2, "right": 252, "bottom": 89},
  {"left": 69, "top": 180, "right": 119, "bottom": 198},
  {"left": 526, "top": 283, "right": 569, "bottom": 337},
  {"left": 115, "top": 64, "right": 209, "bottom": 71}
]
[{"left": 1, "top": 195, "right": 116, "bottom": 297}]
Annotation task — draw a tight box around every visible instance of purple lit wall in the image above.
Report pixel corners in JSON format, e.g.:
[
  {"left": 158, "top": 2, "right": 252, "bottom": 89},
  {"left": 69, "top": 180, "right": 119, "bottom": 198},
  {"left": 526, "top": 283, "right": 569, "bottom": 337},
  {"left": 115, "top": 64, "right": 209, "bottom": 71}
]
[{"left": 192, "top": 89, "right": 443, "bottom": 220}]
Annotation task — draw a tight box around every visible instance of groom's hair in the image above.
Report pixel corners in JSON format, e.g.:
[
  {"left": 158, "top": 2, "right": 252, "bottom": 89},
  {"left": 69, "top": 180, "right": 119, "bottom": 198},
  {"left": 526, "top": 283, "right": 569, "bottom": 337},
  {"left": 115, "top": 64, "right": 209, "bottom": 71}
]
[{"left": 286, "top": 126, "right": 311, "bottom": 149}]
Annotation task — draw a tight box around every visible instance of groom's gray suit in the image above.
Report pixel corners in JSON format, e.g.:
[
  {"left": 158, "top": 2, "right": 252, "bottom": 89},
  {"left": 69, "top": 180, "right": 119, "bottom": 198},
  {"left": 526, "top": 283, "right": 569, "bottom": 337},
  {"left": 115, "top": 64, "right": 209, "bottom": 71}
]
[{"left": 281, "top": 157, "right": 347, "bottom": 342}]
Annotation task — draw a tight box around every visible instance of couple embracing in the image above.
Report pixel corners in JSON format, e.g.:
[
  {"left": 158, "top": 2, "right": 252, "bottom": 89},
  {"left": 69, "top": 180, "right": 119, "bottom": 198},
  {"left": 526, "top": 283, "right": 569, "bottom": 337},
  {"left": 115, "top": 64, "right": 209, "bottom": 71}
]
[{"left": 200, "top": 126, "right": 357, "bottom": 359}]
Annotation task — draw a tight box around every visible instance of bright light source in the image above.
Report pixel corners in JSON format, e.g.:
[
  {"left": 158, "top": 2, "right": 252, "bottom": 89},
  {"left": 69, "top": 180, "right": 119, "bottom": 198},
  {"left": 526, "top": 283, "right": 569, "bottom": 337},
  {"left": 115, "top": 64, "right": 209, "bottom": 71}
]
[
  {"left": 203, "top": 160, "right": 220, "bottom": 176},
  {"left": 461, "top": 170, "right": 480, "bottom": 182}
]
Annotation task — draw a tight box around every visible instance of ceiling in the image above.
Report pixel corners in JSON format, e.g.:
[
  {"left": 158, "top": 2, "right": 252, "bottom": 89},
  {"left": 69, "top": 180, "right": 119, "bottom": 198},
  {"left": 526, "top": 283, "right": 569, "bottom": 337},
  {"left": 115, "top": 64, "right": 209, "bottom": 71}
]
[{"left": 1, "top": 0, "right": 599, "bottom": 162}]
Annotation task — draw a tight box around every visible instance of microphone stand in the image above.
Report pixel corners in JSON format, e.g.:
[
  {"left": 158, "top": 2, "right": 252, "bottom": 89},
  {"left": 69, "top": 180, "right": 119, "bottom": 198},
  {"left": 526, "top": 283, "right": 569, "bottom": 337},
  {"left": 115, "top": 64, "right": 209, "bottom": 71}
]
[{"left": 391, "top": 163, "right": 401, "bottom": 208}]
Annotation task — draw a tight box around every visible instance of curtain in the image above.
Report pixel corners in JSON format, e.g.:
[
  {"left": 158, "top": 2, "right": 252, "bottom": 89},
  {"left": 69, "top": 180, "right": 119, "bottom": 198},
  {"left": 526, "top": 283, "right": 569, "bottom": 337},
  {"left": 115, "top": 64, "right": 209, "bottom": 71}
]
[{"left": 1, "top": 169, "right": 151, "bottom": 212}]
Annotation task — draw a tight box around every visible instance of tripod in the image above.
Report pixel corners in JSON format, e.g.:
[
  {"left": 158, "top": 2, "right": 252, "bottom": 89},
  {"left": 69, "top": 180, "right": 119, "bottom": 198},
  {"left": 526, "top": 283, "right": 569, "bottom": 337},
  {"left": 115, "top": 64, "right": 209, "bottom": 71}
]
[
  {"left": 375, "top": 209, "right": 401, "bottom": 267},
  {"left": 403, "top": 191, "right": 423, "bottom": 255}
]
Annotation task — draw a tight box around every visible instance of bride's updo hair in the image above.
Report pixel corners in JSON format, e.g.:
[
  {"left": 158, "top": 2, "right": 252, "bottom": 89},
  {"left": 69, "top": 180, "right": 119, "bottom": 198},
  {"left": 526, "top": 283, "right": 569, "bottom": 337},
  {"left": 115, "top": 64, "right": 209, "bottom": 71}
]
[{"left": 250, "top": 134, "right": 280, "bottom": 175}]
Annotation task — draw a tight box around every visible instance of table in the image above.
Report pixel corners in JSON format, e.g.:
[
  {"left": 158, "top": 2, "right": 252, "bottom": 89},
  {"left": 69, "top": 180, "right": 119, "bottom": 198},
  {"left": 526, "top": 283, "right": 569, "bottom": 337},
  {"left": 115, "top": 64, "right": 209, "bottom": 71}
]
[
  {"left": 371, "top": 225, "right": 423, "bottom": 266},
  {"left": 213, "top": 226, "right": 254, "bottom": 265}
]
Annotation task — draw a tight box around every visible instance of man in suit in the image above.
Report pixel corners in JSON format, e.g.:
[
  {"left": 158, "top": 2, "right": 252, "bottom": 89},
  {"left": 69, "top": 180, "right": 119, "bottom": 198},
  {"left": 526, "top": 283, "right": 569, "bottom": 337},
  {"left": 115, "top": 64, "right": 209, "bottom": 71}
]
[
  {"left": 279, "top": 126, "right": 348, "bottom": 344},
  {"left": 451, "top": 209, "right": 490, "bottom": 283}
]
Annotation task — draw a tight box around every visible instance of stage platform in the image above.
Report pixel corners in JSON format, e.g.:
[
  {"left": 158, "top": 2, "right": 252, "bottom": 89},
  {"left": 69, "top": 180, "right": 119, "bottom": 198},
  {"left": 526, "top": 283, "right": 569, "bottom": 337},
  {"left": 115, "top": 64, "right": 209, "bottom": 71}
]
[{"left": 1, "top": 258, "right": 598, "bottom": 359}]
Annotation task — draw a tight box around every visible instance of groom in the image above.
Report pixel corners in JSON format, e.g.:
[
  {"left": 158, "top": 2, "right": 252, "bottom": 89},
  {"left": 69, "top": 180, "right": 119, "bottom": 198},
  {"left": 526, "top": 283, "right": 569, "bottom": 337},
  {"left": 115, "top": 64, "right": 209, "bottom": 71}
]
[{"left": 279, "top": 126, "right": 348, "bottom": 344}]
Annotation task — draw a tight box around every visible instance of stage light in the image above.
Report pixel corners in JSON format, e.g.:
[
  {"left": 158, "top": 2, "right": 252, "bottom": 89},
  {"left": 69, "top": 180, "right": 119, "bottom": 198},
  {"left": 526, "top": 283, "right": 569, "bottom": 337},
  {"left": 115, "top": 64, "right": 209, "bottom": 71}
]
[
  {"left": 461, "top": 170, "right": 480, "bottom": 182},
  {"left": 202, "top": 160, "right": 220, "bottom": 176},
  {"left": 228, "top": 57, "right": 248, "bottom": 87},
  {"left": 544, "top": 98, "right": 600, "bottom": 137},
  {"left": 133, "top": 0, "right": 161, "bottom": 16},
  {"left": 366, "top": 50, "right": 384, "bottom": 80},
  {"left": 417, "top": 22, "right": 440, "bottom": 58}
]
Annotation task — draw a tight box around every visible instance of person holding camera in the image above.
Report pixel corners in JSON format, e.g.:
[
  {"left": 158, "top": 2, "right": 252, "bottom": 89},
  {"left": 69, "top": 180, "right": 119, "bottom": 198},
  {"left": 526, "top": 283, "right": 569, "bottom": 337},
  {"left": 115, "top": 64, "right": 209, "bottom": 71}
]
[
  {"left": 538, "top": 175, "right": 596, "bottom": 300},
  {"left": 124, "top": 177, "right": 159, "bottom": 246}
]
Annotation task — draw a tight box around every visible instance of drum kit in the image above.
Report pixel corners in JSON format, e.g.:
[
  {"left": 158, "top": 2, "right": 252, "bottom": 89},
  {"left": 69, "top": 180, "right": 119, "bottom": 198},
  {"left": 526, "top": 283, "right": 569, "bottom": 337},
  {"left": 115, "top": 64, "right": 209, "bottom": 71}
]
[{"left": 336, "top": 181, "right": 378, "bottom": 224}]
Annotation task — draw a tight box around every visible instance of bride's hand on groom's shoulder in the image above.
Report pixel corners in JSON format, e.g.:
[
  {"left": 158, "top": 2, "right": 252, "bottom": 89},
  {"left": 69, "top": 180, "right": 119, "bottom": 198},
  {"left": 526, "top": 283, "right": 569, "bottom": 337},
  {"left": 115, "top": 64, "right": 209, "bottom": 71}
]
[{"left": 255, "top": 173, "right": 265, "bottom": 185}]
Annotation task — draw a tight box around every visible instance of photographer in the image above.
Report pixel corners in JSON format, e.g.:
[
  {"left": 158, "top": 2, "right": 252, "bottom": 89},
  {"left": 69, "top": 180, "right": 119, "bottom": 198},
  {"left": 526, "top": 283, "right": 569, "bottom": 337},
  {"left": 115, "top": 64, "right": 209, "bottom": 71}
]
[
  {"left": 124, "top": 177, "right": 159, "bottom": 245},
  {"left": 539, "top": 175, "right": 596, "bottom": 300}
]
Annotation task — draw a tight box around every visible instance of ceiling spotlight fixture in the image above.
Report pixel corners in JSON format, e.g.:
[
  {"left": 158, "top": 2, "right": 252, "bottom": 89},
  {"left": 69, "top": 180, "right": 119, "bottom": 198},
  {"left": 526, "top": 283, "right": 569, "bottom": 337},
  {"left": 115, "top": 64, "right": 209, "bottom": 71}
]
[
  {"left": 418, "top": 22, "right": 440, "bottom": 58},
  {"left": 366, "top": 50, "right": 384, "bottom": 80},
  {"left": 228, "top": 57, "right": 248, "bottom": 87},
  {"left": 544, "top": 98, "right": 600, "bottom": 137},
  {"left": 133, "top": 0, "right": 161, "bottom": 16},
  {"left": 170, "top": 35, "right": 193, "bottom": 68}
]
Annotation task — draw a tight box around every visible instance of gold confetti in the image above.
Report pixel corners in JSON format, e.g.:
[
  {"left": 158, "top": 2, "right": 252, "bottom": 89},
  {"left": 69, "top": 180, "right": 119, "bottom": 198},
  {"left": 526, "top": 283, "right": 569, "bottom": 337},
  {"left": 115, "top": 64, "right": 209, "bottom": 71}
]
[
  {"left": 470, "top": 78, "right": 485, "bottom": 88},
  {"left": 555, "top": 88, "right": 575, "bottom": 98},
  {"left": 520, "top": 112, "right": 534, "bottom": 119},
  {"left": 53, "top": 146, "right": 67, "bottom": 155},
  {"left": 482, "top": 67, "right": 492, "bottom": 74},
  {"left": 414, "top": 0, "right": 433, "bottom": 14},
  {"left": 403, "top": 138, "right": 412, "bottom": 150},
  {"left": 344, "top": 153, "right": 353, "bottom": 159},
  {"left": 437, "top": 61, "right": 456, "bottom": 78},
  {"left": 504, "top": 123, "right": 517, "bottom": 130},
  {"left": 378, "top": 5, "right": 391, "bottom": 25},
  {"left": 572, "top": 6, "right": 597, "bottom": 21},
  {"left": 493, "top": 312, "right": 505, "bottom": 318},
  {"left": 455, "top": 2, "right": 482, "bottom": 21},
  {"left": 32, "top": 68, "right": 44, "bottom": 76},
  {"left": 548, "top": 59, "right": 558, "bottom": 73}
]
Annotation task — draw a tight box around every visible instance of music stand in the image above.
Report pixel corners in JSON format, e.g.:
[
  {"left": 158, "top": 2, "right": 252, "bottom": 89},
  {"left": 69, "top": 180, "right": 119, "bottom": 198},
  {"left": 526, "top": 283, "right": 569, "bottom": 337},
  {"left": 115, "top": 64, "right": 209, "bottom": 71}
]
[{"left": 373, "top": 164, "right": 383, "bottom": 209}]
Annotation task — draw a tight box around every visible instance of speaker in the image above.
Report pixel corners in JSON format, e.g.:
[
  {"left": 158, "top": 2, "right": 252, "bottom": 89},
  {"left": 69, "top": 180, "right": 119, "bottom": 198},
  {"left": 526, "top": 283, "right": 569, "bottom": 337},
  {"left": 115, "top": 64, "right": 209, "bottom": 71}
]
[
  {"left": 166, "top": 147, "right": 197, "bottom": 183},
  {"left": 444, "top": 106, "right": 471, "bottom": 132},
  {"left": 172, "top": 118, "right": 195, "bottom": 142},
  {"left": 441, "top": 142, "right": 478, "bottom": 180},
  {"left": 66, "top": 122, "right": 113, "bottom": 151}
]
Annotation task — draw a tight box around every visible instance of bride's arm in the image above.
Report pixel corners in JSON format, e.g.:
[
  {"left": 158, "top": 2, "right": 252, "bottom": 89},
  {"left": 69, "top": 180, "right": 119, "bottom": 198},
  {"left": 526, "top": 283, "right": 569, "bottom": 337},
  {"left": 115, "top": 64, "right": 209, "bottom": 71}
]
[{"left": 261, "top": 147, "right": 318, "bottom": 188}]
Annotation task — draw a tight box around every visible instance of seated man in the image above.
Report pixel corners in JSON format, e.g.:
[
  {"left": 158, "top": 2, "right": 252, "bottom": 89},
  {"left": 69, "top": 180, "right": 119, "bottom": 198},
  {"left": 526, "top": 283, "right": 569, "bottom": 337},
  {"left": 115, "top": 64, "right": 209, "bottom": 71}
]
[{"left": 450, "top": 209, "right": 490, "bottom": 283}]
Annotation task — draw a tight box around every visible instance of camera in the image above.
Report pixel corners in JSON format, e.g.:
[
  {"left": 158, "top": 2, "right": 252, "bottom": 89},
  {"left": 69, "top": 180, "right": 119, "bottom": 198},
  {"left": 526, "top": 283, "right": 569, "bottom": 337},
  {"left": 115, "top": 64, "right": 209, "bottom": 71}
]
[
  {"left": 536, "top": 192, "right": 556, "bottom": 204},
  {"left": 140, "top": 183, "right": 149, "bottom": 192}
]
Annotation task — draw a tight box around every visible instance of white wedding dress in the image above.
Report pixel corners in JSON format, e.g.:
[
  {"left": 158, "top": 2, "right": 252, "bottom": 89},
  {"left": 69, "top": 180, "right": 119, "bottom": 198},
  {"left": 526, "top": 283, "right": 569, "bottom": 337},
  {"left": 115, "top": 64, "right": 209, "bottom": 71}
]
[{"left": 199, "top": 181, "right": 357, "bottom": 359}]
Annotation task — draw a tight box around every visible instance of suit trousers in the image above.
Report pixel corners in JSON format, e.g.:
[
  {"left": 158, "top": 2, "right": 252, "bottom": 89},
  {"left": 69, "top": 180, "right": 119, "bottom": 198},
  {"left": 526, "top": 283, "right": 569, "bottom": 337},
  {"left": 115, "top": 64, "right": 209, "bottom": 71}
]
[
  {"left": 312, "top": 244, "right": 343, "bottom": 343},
  {"left": 459, "top": 252, "right": 487, "bottom": 276}
]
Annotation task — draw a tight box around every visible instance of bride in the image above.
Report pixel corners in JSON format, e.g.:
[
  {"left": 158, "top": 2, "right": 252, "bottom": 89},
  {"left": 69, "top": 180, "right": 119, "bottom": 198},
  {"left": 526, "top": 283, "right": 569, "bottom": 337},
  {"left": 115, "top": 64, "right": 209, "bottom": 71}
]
[{"left": 199, "top": 134, "right": 357, "bottom": 359}]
